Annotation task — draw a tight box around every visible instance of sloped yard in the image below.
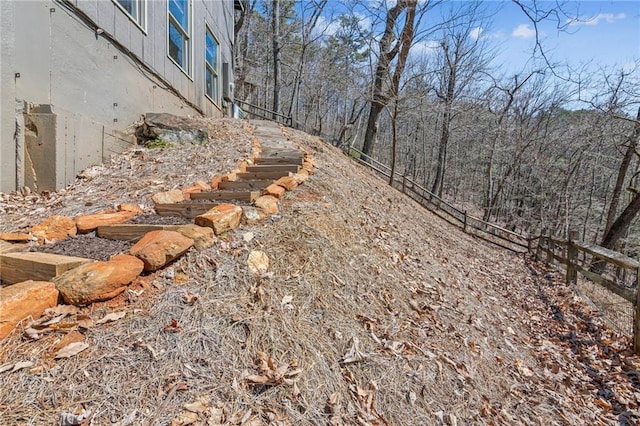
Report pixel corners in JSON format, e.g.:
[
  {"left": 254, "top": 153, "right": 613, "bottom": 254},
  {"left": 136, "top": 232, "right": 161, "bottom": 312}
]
[{"left": 0, "top": 119, "right": 638, "bottom": 425}]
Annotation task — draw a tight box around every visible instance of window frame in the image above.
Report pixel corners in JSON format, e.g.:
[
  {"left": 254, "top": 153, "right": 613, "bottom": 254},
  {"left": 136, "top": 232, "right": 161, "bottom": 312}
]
[
  {"left": 112, "top": 0, "right": 147, "bottom": 32},
  {"left": 204, "top": 24, "right": 220, "bottom": 105},
  {"left": 167, "top": 0, "right": 192, "bottom": 76}
]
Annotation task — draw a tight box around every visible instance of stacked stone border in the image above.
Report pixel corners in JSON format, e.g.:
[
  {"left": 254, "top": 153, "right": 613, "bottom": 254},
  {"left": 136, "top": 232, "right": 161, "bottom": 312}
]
[{"left": 0, "top": 122, "right": 316, "bottom": 339}]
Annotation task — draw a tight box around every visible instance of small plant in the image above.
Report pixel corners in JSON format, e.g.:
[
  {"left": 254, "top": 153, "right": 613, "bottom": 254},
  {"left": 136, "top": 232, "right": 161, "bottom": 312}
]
[{"left": 145, "top": 138, "right": 173, "bottom": 149}]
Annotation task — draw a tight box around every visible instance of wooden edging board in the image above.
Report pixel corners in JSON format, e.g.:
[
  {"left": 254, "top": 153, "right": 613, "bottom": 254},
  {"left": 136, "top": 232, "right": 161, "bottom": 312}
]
[
  {"left": 254, "top": 157, "right": 304, "bottom": 165},
  {"left": 246, "top": 164, "right": 300, "bottom": 173},
  {"left": 97, "top": 224, "right": 169, "bottom": 241},
  {"left": 236, "top": 171, "right": 290, "bottom": 180},
  {"left": 0, "top": 252, "right": 92, "bottom": 285},
  {"left": 0, "top": 240, "right": 28, "bottom": 254},
  {"left": 155, "top": 202, "right": 220, "bottom": 218}
]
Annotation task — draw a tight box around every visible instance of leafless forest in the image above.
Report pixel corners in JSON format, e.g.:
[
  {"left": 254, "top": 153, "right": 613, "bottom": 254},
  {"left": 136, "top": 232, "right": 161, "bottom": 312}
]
[{"left": 233, "top": 0, "right": 640, "bottom": 255}]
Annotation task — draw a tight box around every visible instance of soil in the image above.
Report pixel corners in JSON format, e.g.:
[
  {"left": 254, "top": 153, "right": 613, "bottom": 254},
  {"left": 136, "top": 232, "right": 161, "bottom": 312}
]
[
  {"left": 0, "top": 118, "right": 639, "bottom": 425},
  {"left": 32, "top": 233, "right": 133, "bottom": 261}
]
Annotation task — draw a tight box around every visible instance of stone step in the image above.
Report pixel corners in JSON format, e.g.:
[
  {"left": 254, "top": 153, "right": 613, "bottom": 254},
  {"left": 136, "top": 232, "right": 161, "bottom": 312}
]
[{"left": 0, "top": 252, "right": 92, "bottom": 285}]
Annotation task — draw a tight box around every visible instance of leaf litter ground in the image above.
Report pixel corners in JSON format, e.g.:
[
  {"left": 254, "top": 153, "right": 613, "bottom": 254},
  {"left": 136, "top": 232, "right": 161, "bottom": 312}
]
[{"left": 0, "top": 119, "right": 639, "bottom": 425}]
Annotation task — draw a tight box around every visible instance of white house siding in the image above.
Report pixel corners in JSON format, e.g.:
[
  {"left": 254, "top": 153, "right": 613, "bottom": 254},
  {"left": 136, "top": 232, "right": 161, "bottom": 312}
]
[{"left": 0, "top": 0, "right": 235, "bottom": 192}]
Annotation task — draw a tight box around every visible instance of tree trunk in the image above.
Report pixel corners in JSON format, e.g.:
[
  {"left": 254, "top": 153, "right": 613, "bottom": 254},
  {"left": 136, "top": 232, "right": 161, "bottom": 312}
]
[
  {"left": 362, "top": 102, "right": 384, "bottom": 159},
  {"left": 601, "top": 192, "right": 640, "bottom": 251},
  {"left": 361, "top": 1, "right": 414, "bottom": 159},
  {"left": 603, "top": 106, "right": 640, "bottom": 236},
  {"left": 431, "top": 99, "right": 452, "bottom": 197}
]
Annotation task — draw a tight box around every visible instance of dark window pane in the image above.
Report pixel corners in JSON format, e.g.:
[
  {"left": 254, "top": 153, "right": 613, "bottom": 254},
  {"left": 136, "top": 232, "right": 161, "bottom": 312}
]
[
  {"left": 206, "top": 68, "right": 213, "bottom": 98},
  {"left": 169, "top": 0, "right": 188, "bottom": 30},
  {"left": 169, "top": 21, "right": 184, "bottom": 67},
  {"left": 206, "top": 32, "right": 217, "bottom": 66},
  {"left": 117, "top": 0, "right": 139, "bottom": 22}
]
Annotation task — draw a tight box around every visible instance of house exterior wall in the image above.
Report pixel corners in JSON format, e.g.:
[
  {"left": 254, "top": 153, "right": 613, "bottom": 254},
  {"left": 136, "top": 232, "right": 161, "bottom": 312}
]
[{"left": 0, "top": 0, "right": 235, "bottom": 193}]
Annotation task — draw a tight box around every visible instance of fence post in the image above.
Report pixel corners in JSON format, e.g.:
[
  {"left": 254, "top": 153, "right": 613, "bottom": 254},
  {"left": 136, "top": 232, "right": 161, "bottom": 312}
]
[
  {"left": 566, "top": 229, "right": 578, "bottom": 287},
  {"left": 634, "top": 258, "right": 640, "bottom": 354},
  {"left": 536, "top": 228, "right": 547, "bottom": 261},
  {"left": 463, "top": 211, "right": 467, "bottom": 233},
  {"left": 546, "top": 231, "right": 554, "bottom": 265}
]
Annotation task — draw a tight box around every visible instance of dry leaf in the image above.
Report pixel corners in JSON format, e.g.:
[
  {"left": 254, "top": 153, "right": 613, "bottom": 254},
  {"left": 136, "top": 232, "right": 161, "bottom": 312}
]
[
  {"left": 341, "top": 337, "right": 367, "bottom": 364},
  {"left": 24, "top": 327, "right": 43, "bottom": 340},
  {"left": 54, "top": 342, "right": 89, "bottom": 359},
  {"left": 281, "top": 295, "right": 293, "bottom": 307},
  {"left": 514, "top": 359, "right": 534, "bottom": 377},
  {"left": 53, "top": 331, "right": 84, "bottom": 353},
  {"left": 174, "top": 272, "right": 190, "bottom": 284},
  {"left": 163, "top": 318, "right": 182, "bottom": 332},
  {"left": 43, "top": 305, "right": 79, "bottom": 317},
  {"left": 245, "top": 374, "right": 270, "bottom": 384},
  {"left": 96, "top": 311, "right": 127, "bottom": 324},
  {"left": 77, "top": 315, "right": 94, "bottom": 329},
  {"left": 209, "top": 407, "right": 224, "bottom": 424},
  {"left": 170, "top": 411, "right": 198, "bottom": 426},
  {"left": 247, "top": 250, "right": 269, "bottom": 275},
  {"left": 183, "top": 397, "right": 209, "bottom": 413},
  {"left": 10, "top": 361, "right": 34, "bottom": 373},
  {"left": 29, "top": 365, "right": 45, "bottom": 375},
  {"left": 183, "top": 292, "right": 198, "bottom": 305},
  {"left": 42, "top": 314, "right": 67, "bottom": 326}
]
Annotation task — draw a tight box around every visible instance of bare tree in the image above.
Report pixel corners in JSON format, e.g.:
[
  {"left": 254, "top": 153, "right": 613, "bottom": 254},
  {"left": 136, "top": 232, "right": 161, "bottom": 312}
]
[
  {"left": 361, "top": 0, "right": 420, "bottom": 159},
  {"left": 287, "top": 0, "right": 327, "bottom": 121},
  {"left": 430, "top": 2, "right": 491, "bottom": 197}
]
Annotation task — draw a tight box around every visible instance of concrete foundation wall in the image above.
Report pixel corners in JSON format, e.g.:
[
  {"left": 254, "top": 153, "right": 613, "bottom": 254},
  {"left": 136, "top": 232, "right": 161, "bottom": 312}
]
[{"left": 0, "top": 0, "right": 235, "bottom": 193}]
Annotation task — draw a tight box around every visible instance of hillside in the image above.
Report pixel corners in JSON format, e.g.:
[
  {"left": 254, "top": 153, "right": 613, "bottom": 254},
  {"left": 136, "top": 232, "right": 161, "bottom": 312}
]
[{"left": 1, "top": 119, "right": 639, "bottom": 425}]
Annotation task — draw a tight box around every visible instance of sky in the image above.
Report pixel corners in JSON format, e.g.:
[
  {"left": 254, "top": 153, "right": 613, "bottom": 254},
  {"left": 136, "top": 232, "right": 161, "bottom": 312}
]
[
  {"left": 318, "top": 1, "right": 640, "bottom": 76},
  {"left": 486, "top": 1, "right": 640, "bottom": 75}
]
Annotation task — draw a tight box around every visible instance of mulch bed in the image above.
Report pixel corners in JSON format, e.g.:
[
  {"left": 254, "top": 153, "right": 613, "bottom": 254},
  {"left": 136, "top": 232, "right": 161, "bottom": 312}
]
[
  {"left": 32, "top": 233, "right": 133, "bottom": 261},
  {"left": 127, "top": 214, "right": 192, "bottom": 225}
]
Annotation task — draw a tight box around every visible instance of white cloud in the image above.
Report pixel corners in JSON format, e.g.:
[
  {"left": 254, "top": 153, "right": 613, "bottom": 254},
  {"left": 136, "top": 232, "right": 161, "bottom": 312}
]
[
  {"left": 314, "top": 13, "right": 372, "bottom": 39},
  {"left": 315, "top": 16, "right": 341, "bottom": 37},
  {"left": 512, "top": 24, "right": 536, "bottom": 39},
  {"left": 412, "top": 39, "right": 440, "bottom": 57},
  {"left": 470, "top": 27, "right": 483, "bottom": 41},
  {"left": 567, "top": 12, "right": 626, "bottom": 27}
]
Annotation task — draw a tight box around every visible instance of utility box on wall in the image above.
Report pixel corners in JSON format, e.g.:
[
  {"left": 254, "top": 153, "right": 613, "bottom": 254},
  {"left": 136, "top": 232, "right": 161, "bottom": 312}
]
[
  {"left": 23, "top": 105, "right": 57, "bottom": 192},
  {"left": 222, "top": 62, "right": 234, "bottom": 102}
]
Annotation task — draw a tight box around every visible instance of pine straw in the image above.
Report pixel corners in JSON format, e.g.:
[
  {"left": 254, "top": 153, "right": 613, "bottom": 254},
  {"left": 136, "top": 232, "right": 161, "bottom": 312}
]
[{"left": 1, "top": 121, "right": 639, "bottom": 425}]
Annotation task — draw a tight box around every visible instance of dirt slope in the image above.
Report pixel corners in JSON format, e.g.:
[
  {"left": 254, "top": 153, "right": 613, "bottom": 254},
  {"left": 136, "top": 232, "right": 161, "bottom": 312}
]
[{"left": 1, "top": 119, "right": 639, "bottom": 425}]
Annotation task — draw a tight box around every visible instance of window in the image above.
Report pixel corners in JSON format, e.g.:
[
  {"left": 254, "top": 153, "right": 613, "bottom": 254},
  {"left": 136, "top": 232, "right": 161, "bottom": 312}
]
[
  {"left": 114, "top": 0, "right": 145, "bottom": 28},
  {"left": 168, "top": 0, "right": 190, "bottom": 73},
  {"left": 205, "top": 27, "right": 219, "bottom": 103}
]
